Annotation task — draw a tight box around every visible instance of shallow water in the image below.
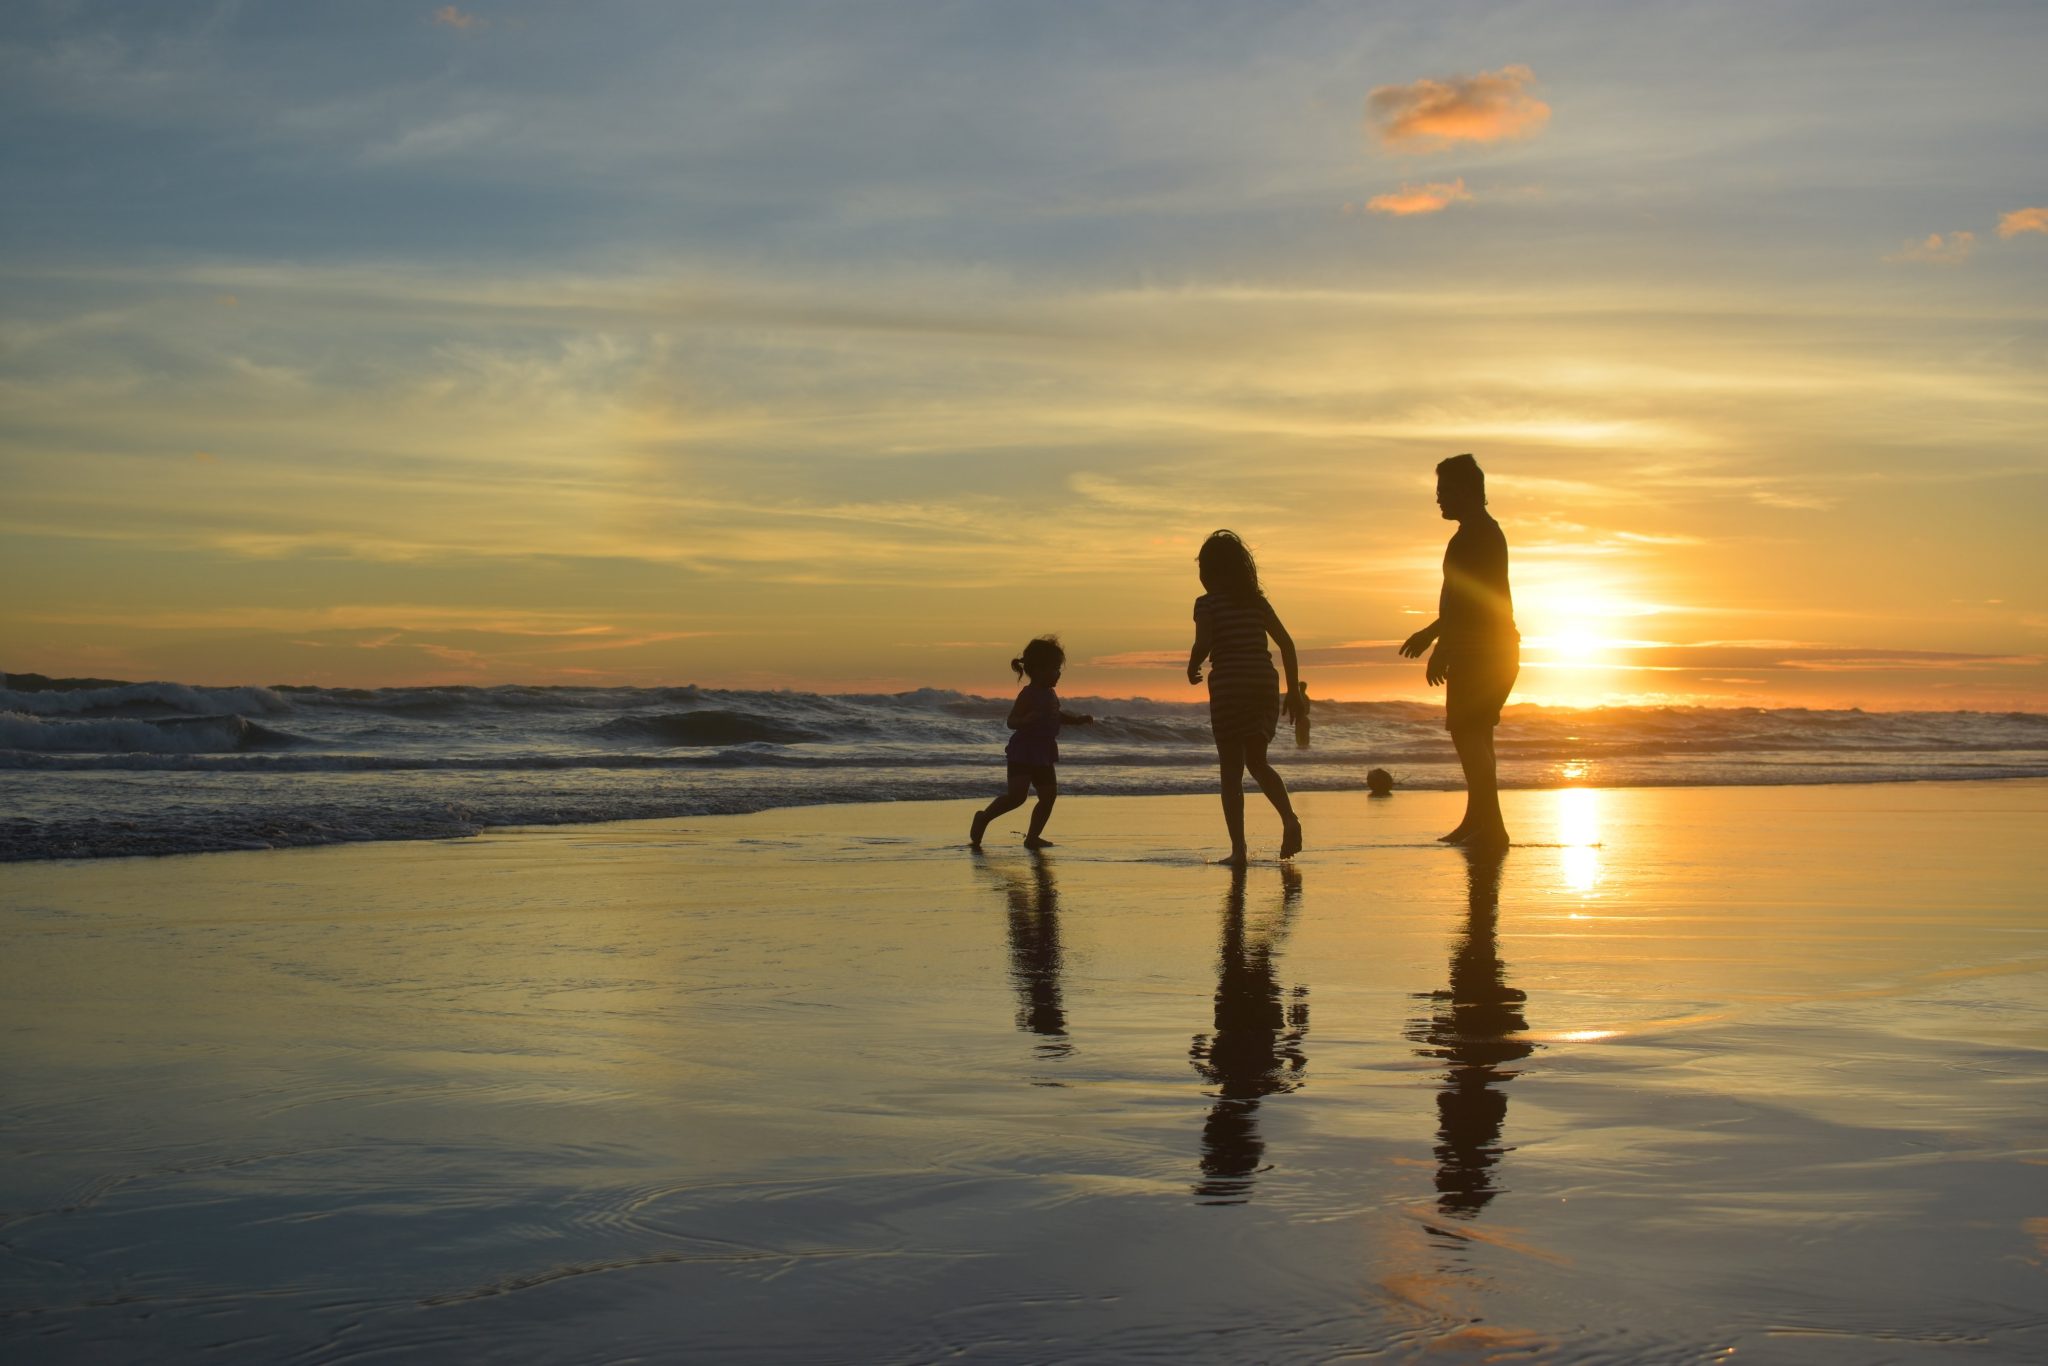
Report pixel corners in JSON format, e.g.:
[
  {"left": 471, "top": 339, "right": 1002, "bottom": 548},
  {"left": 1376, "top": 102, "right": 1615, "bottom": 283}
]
[{"left": 2, "top": 783, "right": 2045, "bottom": 1362}]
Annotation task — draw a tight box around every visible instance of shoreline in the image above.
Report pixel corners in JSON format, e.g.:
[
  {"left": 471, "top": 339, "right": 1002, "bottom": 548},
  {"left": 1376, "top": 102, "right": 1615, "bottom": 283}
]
[{"left": 6, "top": 771, "right": 2046, "bottom": 867}]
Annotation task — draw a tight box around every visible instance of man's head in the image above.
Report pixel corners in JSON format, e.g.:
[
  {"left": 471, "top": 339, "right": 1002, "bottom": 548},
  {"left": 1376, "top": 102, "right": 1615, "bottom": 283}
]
[{"left": 1435, "top": 453, "right": 1487, "bottom": 520}]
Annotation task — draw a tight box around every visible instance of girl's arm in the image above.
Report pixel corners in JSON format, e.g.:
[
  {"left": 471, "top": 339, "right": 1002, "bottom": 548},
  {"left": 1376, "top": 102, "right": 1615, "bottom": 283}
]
[
  {"left": 1187, "top": 619, "right": 1213, "bottom": 684},
  {"left": 1059, "top": 709, "right": 1094, "bottom": 726},
  {"left": 1266, "top": 603, "right": 1303, "bottom": 720}
]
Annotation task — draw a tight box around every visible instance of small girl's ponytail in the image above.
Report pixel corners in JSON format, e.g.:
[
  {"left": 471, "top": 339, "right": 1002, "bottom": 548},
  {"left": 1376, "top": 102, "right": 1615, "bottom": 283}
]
[{"left": 1010, "top": 656, "right": 1028, "bottom": 678}]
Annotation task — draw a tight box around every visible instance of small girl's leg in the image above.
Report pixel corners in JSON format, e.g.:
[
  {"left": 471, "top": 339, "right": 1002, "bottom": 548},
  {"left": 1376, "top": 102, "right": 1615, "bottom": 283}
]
[
  {"left": 1023, "top": 768, "right": 1059, "bottom": 848},
  {"left": 972, "top": 767, "right": 1032, "bottom": 848}
]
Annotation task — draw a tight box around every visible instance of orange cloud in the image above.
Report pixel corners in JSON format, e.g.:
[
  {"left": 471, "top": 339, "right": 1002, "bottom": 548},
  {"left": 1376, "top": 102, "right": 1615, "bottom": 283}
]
[
  {"left": 433, "top": 6, "right": 482, "bottom": 30},
  {"left": 1367, "top": 65, "right": 1550, "bottom": 152},
  {"left": 1998, "top": 206, "right": 2048, "bottom": 239},
  {"left": 1366, "top": 178, "right": 1474, "bottom": 216},
  {"left": 1885, "top": 231, "right": 1975, "bottom": 265}
]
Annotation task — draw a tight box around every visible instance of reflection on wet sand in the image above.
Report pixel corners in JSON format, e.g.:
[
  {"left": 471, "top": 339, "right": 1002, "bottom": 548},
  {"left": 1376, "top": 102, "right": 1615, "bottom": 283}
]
[
  {"left": 1409, "top": 848, "right": 1535, "bottom": 1217},
  {"left": 1189, "top": 864, "right": 1309, "bottom": 1204},
  {"left": 986, "top": 855, "right": 1071, "bottom": 1060}
]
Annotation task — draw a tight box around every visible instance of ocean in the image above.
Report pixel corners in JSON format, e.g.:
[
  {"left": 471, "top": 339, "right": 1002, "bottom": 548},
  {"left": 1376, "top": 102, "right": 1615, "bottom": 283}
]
[{"left": 4, "top": 675, "right": 2046, "bottom": 861}]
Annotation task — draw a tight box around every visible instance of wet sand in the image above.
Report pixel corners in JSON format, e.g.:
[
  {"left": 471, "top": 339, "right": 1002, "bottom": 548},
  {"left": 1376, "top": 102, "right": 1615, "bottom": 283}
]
[{"left": 3, "top": 781, "right": 2045, "bottom": 1363}]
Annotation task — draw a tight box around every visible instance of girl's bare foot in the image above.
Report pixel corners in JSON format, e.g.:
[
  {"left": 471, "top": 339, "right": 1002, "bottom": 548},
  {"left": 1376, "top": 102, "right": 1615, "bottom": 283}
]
[
  {"left": 969, "top": 811, "right": 990, "bottom": 850},
  {"left": 1279, "top": 817, "right": 1303, "bottom": 859},
  {"left": 1219, "top": 847, "right": 1250, "bottom": 868},
  {"left": 1464, "top": 825, "right": 1510, "bottom": 852},
  {"left": 1437, "top": 824, "right": 1470, "bottom": 844},
  {"left": 1024, "top": 836, "right": 1055, "bottom": 849}
]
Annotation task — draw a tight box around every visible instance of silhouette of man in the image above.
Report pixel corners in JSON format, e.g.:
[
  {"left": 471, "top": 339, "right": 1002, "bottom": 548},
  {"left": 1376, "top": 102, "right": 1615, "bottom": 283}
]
[{"left": 1400, "top": 454, "right": 1519, "bottom": 847}]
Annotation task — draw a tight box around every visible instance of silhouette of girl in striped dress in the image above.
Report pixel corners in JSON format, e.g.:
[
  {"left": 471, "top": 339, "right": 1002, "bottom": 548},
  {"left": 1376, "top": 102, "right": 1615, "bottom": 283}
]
[{"left": 1187, "top": 531, "right": 1304, "bottom": 866}]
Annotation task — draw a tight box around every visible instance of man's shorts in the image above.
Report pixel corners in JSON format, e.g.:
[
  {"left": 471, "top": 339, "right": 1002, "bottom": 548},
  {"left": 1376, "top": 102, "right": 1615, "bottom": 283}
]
[{"left": 1445, "top": 642, "right": 1520, "bottom": 733}]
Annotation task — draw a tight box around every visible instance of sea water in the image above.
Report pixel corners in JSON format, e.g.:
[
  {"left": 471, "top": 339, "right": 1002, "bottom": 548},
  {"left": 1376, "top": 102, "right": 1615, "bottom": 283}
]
[{"left": 4, "top": 676, "right": 2045, "bottom": 859}]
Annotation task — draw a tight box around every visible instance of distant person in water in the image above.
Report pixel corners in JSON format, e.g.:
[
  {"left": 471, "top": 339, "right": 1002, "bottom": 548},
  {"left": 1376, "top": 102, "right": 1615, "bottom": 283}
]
[
  {"left": 1367, "top": 768, "right": 1395, "bottom": 798},
  {"left": 1400, "top": 455, "right": 1520, "bottom": 848},
  {"left": 1188, "top": 531, "right": 1305, "bottom": 866},
  {"left": 971, "top": 636, "right": 1093, "bottom": 850}
]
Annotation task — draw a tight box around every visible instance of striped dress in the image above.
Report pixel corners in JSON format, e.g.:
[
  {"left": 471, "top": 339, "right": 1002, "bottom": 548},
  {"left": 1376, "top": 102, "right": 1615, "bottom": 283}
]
[{"left": 1194, "top": 592, "right": 1281, "bottom": 744}]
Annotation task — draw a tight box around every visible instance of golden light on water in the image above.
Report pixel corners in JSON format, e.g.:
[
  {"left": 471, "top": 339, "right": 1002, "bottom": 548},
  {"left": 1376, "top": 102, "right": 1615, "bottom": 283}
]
[{"left": 1558, "top": 787, "right": 1604, "bottom": 895}]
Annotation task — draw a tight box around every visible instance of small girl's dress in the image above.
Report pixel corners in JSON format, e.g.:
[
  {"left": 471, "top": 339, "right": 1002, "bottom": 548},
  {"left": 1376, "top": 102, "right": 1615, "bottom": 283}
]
[
  {"left": 1194, "top": 592, "right": 1280, "bottom": 744},
  {"left": 1005, "top": 683, "right": 1062, "bottom": 768}
]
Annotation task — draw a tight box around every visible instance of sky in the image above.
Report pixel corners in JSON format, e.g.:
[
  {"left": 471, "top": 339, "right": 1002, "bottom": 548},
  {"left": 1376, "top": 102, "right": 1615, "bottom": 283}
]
[{"left": 3, "top": 0, "right": 2045, "bottom": 708}]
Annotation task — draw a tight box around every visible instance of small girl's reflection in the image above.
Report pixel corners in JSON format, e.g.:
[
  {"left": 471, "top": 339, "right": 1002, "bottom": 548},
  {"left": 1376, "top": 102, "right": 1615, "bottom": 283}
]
[
  {"left": 1189, "top": 864, "right": 1310, "bottom": 1204},
  {"left": 987, "top": 855, "right": 1072, "bottom": 1060}
]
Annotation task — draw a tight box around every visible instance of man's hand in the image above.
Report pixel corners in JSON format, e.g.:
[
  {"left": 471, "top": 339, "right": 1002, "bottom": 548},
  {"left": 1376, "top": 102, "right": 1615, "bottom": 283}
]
[
  {"left": 1425, "top": 648, "right": 1448, "bottom": 687},
  {"left": 1399, "top": 627, "right": 1436, "bottom": 659}
]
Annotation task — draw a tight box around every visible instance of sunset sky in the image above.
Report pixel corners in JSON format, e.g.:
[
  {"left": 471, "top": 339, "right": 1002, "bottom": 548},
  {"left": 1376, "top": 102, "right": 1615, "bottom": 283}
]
[{"left": 3, "top": 2, "right": 2044, "bottom": 707}]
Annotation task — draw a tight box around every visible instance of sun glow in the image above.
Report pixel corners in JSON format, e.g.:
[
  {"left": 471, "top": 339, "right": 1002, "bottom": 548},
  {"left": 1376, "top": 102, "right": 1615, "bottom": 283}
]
[
  {"left": 1516, "top": 581, "right": 1666, "bottom": 706},
  {"left": 1557, "top": 786, "right": 1603, "bottom": 895}
]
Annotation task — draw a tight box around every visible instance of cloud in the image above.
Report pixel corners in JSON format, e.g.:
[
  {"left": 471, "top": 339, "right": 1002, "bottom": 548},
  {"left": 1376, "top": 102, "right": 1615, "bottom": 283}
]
[
  {"left": 1365, "top": 179, "right": 1473, "bottom": 216},
  {"left": 1884, "top": 231, "right": 1975, "bottom": 264},
  {"left": 1998, "top": 206, "right": 2048, "bottom": 239},
  {"left": 1366, "top": 66, "right": 1549, "bottom": 152},
  {"left": 432, "top": 6, "right": 483, "bottom": 31}
]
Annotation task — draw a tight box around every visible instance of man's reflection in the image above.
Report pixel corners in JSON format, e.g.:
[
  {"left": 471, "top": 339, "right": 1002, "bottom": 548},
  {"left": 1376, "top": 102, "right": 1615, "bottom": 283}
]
[
  {"left": 1408, "top": 847, "right": 1533, "bottom": 1217},
  {"left": 1189, "top": 864, "right": 1309, "bottom": 1204},
  {"left": 988, "top": 854, "right": 1071, "bottom": 1060}
]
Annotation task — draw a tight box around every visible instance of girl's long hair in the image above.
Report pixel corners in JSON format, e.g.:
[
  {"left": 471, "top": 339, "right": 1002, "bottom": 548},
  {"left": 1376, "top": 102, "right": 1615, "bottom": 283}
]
[{"left": 1197, "top": 530, "right": 1263, "bottom": 599}]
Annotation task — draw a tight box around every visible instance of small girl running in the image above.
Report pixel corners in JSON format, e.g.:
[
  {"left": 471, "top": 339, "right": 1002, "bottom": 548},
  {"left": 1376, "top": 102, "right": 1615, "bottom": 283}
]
[
  {"left": 970, "top": 636, "right": 1093, "bottom": 851},
  {"left": 1187, "top": 531, "right": 1304, "bottom": 865}
]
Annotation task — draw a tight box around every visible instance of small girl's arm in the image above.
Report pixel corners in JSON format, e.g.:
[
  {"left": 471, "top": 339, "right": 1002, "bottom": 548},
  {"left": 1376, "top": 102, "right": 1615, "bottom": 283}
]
[
  {"left": 1188, "top": 619, "right": 1213, "bottom": 685},
  {"left": 1059, "top": 709, "right": 1094, "bottom": 726}
]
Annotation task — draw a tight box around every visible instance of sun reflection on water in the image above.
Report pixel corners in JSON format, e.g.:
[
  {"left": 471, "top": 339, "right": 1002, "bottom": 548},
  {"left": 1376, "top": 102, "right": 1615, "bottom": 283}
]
[{"left": 1558, "top": 787, "right": 1603, "bottom": 895}]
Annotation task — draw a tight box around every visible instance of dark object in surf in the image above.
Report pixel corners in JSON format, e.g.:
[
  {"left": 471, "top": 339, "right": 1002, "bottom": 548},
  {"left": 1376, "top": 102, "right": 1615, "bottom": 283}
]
[{"left": 1367, "top": 768, "right": 1394, "bottom": 797}]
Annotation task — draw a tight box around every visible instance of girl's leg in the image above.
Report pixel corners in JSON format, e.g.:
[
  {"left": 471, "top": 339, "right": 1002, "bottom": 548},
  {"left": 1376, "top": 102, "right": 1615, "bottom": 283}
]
[
  {"left": 1242, "top": 735, "right": 1302, "bottom": 858},
  {"left": 1216, "top": 738, "right": 1249, "bottom": 864},
  {"left": 972, "top": 767, "right": 1032, "bottom": 848},
  {"left": 1023, "top": 768, "right": 1059, "bottom": 848}
]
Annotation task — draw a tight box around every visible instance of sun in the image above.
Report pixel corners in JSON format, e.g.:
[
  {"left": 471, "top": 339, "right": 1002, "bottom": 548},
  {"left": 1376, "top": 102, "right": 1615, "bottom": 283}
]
[{"left": 1516, "top": 579, "right": 1663, "bottom": 705}]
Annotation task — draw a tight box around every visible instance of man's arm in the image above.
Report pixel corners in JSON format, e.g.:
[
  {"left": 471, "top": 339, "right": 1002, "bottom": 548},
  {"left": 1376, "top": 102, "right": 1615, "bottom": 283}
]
[{"left": 1399, "top": 618, "right": 1440, "bottom": 659}]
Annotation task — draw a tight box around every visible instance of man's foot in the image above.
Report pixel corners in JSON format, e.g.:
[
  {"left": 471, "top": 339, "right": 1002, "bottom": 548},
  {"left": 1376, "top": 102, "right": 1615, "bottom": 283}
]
[
  {"left": 1279, "top": 817, "right": 1303, "bottom": 859},
  {"left": 1437, "top": 824, "right": 1470, "bottom": 844},
  {"left": 1463, "top": 825, "right": 1510, "bottom": 852},
  {"left": 1219, "top": 847, "right": 1250, "bottom": 868},
  {"left": 969, "top": 811, "right": 989, "bottom": 850},
  {"left": 1024, "top": 836, "right": 1055, "bottom": 849}
]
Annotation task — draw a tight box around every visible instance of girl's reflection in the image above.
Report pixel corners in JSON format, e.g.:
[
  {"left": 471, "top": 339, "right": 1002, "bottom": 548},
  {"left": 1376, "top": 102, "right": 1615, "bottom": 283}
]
[
  {"left": 1189, "top": 864, "right": 1309, "bottom": 1204},
  {"left": 1409, "top": 847, "right": 1534, "bottom": 1217},
  {"left": 988, "top": 854, "right": 1071, "bottom": 1060}
]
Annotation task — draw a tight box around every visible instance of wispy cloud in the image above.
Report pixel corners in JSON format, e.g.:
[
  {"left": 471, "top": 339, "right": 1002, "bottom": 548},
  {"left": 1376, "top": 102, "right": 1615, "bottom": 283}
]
[
  {"left": 432, "top": 6, "right": 483, "bottom": 32},
  {"left": 1366, "top": 66, "right": 1549, "bottom": 153},
  {"left": 1998, "top": 206, "right": 2048, "bottom": 239},
  {"left": 1365, "top": 179, "right": 1473, "bottom": 217},
  {"left": 1885, "top": 231, "right": 1975, "bottom": 264}
]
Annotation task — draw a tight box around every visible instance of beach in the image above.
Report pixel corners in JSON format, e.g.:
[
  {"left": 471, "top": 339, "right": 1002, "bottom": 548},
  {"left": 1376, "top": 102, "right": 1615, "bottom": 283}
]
[{"left": 3, "top": 780, "right": 2045, "bottom": 1363}]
